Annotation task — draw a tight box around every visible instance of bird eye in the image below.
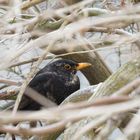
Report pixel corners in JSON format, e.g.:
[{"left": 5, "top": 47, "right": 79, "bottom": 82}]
[{"left": 64, "top": 64, "right": 71, "bottom": 70}]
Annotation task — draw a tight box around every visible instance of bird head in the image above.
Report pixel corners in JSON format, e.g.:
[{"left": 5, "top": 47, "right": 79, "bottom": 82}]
[{"left": 49, "top": 59, "right": 91, "bottom": 75}]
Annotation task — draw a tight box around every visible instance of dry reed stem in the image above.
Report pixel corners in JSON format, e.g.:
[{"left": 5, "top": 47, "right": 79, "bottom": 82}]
[
  {"left": 0, "top": 78, "right": 21, "bottom": 86},
  {"left": 12, "top": 40, "right": 55, "bottom": 115},
  {"left": 0, "top": 1, "right": 140, "bottom": 139},
  {"left": 0, "top": 96, "right": 139, "bottom": 136},
  {"left": 0, "top": 89, "right": 19, "bottom": 100},
  {"left": 1, "top": 15, "right": 140, "bottom": 70},
  {"left": 21, "top": 0, "right": 46, "bottom": 10}
]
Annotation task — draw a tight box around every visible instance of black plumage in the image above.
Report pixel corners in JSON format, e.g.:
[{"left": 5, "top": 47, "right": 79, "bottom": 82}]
[{"left": 18, "top": 59, "right": 91, "bottom": 111}]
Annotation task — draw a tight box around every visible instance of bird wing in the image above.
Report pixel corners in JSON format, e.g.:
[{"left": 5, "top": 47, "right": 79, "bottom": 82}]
[{"left": 18, "top": 72, "right": 56, "bottom": 110}]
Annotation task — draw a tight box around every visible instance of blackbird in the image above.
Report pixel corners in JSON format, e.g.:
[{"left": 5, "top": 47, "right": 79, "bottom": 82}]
[{"left": 18, "top": 59, "right": 91, "bottom": 110}]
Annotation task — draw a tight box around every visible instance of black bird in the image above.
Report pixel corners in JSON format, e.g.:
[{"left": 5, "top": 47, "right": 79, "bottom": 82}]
[{"left": 18, "top": 59, "right": 91, "bottom": 111}]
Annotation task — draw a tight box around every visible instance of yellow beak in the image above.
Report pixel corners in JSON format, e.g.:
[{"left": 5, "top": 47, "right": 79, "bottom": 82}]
[{"left": 76, "top": 62, "right": 92, "bottom": 70}]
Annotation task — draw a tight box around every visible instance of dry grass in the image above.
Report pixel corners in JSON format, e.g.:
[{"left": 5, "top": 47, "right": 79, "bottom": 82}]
[{"left": 0, "top": 0, "right": 140, "bottom": 140}]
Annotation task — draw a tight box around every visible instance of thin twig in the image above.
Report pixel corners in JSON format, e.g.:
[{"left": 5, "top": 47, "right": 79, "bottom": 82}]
[
  {"left": 0, "top": 78, "right": 21, "bottom": 86},
  {"left": 21, "top": 0, "right": 46, "bottom": 10}
]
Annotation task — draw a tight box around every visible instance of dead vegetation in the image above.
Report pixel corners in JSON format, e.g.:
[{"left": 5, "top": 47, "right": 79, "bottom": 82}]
[{"left": 0, "top": 0, "right": 140, "bottom": 140}]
